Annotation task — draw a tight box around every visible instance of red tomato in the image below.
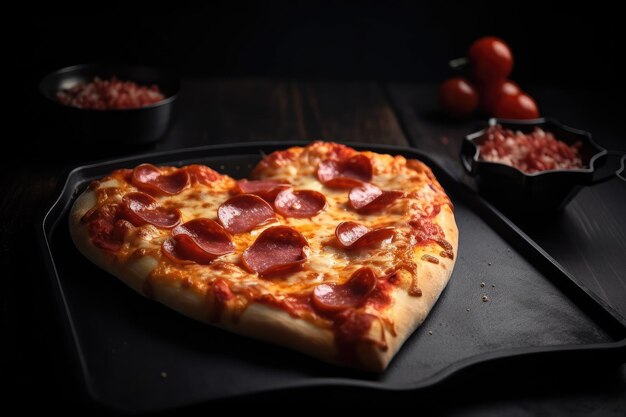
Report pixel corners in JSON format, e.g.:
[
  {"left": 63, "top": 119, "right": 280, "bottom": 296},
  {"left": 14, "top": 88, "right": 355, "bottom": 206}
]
[
  {"left": 479, "top": 80, "right": 520, "bottom": 115},
  {"left": 439, "top": 77, "right": 479, "bottom": 118},
  {"left": 493, "top": 92, "right": 540, "bottom": 119},
  {"left": 468, "top": 37, "right": 514, "bottom": 83}
]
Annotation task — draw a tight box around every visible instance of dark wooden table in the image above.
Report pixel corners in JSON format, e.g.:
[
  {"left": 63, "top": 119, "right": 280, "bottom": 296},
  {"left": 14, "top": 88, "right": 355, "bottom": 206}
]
[{"left": 3, "top": 78, "right": 625, "bottom": 414}]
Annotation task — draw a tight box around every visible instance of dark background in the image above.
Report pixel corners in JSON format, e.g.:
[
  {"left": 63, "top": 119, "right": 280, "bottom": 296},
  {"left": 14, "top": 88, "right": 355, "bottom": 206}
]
[
  {"left": 4, "top": 2, "right": 625, "bottom": 414},
  {"left": 10, "top": 2, "right": 625, "bottom": 158},
  {"left": 11, "top": 2, "right": 624, "bottom": 102}
]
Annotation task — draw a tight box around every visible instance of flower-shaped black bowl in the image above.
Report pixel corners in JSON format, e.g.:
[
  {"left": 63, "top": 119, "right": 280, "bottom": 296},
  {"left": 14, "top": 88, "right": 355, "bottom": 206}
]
[
  {"left": 39, "top": 64, "right": 180, "bottom": 144},
  {"left": 461, "top": 118, "right": 615, "bottom": 214}
]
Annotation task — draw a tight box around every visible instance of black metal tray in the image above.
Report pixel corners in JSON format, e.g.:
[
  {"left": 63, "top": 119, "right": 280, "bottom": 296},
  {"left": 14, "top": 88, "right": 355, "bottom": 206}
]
[{"left": 39, "top": 142, "right": 626, "bottom": 414}]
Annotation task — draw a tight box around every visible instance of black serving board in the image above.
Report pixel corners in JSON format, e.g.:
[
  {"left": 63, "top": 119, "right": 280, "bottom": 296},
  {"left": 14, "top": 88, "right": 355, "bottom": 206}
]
[{"left": 39, "top": 142, "right": 626, "bottom": 414}]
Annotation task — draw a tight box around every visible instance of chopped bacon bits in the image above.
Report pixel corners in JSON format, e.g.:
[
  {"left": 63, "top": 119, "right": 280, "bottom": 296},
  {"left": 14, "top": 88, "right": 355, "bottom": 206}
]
[
  {"left": 479, "top": 124, "right": 584, "bottom": 173},
  {"left": 57, "top": 77, "right": 165, "bottom": 110}
]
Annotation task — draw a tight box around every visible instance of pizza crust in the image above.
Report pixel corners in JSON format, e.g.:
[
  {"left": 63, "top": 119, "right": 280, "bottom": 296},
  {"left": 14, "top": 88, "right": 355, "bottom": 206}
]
[
  {"left": 70, "top": 185, "right": 340, "bottom": 364},
  {"left": 69, "top": 143, "right": 458, "bottom": 373},
  {"left": 321, "top": 202, "right": 458, "bottom": 372},
  {"left": 70, "top": 187, "right": 157, "bottom": 295}
]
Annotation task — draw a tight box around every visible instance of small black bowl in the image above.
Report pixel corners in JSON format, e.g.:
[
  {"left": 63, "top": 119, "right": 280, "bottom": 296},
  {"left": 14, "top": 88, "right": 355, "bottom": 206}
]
[
  {"left": 39, "top": 64, "right": 180, "bottom": 144},
  {"left": 461, "top": 118, "right": 616, "bottom": 213}
]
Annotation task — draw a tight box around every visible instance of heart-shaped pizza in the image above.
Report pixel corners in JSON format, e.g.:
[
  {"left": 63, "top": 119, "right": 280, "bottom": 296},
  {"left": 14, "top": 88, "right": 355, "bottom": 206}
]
[{"left": 69, "top": 142, "right": 458, "bottom": 372}]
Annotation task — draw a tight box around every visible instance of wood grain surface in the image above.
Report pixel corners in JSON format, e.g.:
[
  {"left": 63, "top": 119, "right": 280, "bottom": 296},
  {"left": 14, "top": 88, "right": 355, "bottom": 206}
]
[
  {"left": 164, "top": 78, "right": 407, "bottom": 148},
  {"left": 2, "top": 78, "right": 624, "bottom": 415}
]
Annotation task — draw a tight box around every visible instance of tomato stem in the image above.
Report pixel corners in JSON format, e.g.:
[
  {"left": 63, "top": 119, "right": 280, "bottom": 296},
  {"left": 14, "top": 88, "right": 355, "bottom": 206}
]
[{"left": 449, "top": 57, "right": 468, "bottom": 71}]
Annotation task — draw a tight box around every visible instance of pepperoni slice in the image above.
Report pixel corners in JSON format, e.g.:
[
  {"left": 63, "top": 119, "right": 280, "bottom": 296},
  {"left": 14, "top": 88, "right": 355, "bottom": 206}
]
[
  {"left": 162, "top": 219, "right": 235, "bottom": 264},
  {"left": 335, "top": 221, "right": 395, "bottom": 249},
  {"left": 122, "top": 192, "right": 182, "bottom": 228},
  {"left": 217, "top": 194, "right": 276, "bottom": 234},
  {"left": 162, "top": 236, "right": 209, "bottom": 264},
  {"left": 312, "top": 267, "right": 378, "bottom": 312},
  {"left": 274, "top": 189, "right": 327, "bottom": 218},
  {"left": 349, "top": 183, "right": 404, "bottom": 214},
  {"left": 242, "top": 226, "right": 308, "bottom": 276},
  {"left": 132, "top": 163, "right": 190, "bottom": 196},
  {"left": 317, "top": 154, "right": 373, "bottom": 188},
  {"left": 186, "top": 164, "right": 222, "bottom": 185},
  {"left": 235, "top": 179, "right": 291, "bottom": 202}
]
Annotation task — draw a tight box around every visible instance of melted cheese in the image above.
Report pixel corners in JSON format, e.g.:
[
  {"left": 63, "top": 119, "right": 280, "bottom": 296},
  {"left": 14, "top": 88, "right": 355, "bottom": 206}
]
[{"left": 91, "top": 145, "right": 452, "bottom": 323}]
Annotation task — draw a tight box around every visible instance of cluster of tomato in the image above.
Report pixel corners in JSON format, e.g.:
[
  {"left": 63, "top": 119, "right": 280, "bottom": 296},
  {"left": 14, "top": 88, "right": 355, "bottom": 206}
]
[{"left": 439, "top": 37, "right": 539, "bottom": 120}]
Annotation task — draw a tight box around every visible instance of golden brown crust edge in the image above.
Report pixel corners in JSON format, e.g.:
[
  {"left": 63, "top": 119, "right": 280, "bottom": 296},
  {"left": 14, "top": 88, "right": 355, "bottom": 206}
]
[
  {"left": 377, "top": 204, "right": 458, "bottom": 370},
  {"left": 68, "top": 146, "right": 458, "bottom": 373},
  {"left": 69, "top": 187, "right": 342, "bottom": 368},
  {"left": 249, "top": 143, "right": 459, "bottom": 371}
]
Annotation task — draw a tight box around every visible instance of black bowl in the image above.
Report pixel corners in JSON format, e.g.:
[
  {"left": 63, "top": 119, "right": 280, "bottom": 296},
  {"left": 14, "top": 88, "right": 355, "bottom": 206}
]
[
  {"left": 461, "top": 118, "right": 612, "bottom": 213},
  {"left": 39, "top": 64, "right": 180, "bottom": 144}
]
